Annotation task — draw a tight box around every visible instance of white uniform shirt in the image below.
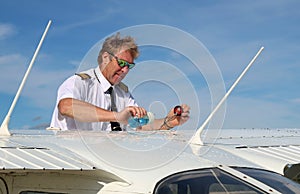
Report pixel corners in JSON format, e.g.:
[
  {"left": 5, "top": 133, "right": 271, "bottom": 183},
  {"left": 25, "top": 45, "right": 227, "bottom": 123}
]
[{"left": 50, "top": 67, "right": 137, "bottom": 131}]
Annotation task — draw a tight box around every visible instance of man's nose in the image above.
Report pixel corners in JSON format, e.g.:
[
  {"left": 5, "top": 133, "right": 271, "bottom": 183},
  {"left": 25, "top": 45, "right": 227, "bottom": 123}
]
[{"left": 121, "top": 65, "right": 129, "bottom": 72}]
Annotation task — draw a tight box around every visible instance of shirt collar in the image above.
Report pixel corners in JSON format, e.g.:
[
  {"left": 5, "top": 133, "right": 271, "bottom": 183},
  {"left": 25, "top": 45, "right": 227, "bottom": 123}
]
[{"left": 94, "top": 67, "right": 112, "bottom": 93}]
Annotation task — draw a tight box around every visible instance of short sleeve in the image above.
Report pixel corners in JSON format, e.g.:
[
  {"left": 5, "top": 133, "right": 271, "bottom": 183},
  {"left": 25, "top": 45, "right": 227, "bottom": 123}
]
[{"left": 57, "top": 75, "right": 85, "bottom": 101}]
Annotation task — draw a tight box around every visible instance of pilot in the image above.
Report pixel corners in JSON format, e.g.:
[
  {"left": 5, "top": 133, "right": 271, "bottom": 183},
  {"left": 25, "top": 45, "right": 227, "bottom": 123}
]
[{"left": 50, "top": 32, "right": 190, "bottom": 131}]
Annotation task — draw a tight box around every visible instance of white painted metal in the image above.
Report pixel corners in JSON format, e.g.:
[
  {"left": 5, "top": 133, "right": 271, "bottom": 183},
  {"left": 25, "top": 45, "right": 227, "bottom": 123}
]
[
  {"left": 1, "top": 128, "right": 299, "bottom": 193},
  {"left": 190, "top": 47, "right": 265, "bottom": 145},
  {"left": 0, "top": 20, "right": 52, "bottom": 136},
  {"left": 203, "top": 128, "right": 300, "bottom": 175},
  {"left": 0, "top": 133, "right": 96, "bottom": 170}
]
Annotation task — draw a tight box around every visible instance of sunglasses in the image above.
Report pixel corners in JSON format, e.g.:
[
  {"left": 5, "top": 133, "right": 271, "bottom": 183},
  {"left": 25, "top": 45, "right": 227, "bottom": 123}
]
[{"left": 108, "top": 52, "right": 135, "bottom": 69}]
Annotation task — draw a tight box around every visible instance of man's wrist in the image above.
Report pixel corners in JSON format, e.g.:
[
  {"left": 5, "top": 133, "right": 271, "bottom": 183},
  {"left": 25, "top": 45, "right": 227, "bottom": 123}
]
[{"left": 160, "top": 116, "right": 174, "bottom": 130}]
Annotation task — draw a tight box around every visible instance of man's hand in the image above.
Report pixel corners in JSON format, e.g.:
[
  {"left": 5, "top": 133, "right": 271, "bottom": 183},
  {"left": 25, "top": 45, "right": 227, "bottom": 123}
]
[
  {"left": 115, "top": 106, "right": 147, "bottom": 124},
  {"left": 161, "top": 104, "right": 190, "bottom": 130}
]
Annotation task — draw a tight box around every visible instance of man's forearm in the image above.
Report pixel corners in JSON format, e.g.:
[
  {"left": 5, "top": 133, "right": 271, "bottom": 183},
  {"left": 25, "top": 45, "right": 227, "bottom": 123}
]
[
  {"left": 58, "top": 98, "right": 116, "bottom": 122},
  {"left": 140, "top": 118, "right": 172, "bottom": 130}
]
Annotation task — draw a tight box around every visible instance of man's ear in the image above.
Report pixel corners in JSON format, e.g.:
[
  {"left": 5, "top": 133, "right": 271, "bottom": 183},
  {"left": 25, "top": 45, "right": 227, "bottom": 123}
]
[{"left": 102, "top": 52, "right": 110, "bottom": 64}]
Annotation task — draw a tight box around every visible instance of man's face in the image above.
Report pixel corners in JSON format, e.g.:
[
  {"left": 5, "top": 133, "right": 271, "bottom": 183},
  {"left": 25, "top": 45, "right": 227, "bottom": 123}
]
[{"left": 101, "top": 50, "right": 134, "bottom": 85}]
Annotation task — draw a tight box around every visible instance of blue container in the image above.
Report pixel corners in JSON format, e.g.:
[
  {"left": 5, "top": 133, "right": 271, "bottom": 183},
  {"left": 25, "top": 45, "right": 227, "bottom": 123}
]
[{"left": 128, "top": 112, "right": 154, "bottom": 129}]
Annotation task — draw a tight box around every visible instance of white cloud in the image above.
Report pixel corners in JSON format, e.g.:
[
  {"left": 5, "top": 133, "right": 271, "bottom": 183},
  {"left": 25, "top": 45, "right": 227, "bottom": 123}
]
[
  {"left": 0, "top": 23, "right": 16, "bottom": 39},
  {"left": 0, "top": 53, "right": 75, "bottom": 108},
  {"left": 223, "top": 96, "right": 299, "bottom": 129},
  {"left": 53, "top": 5, "right": 122, "bottom": 34},
  {"left": 0, "top": 53, "right": 25, "bottom": 65},
  {"left": 291, "top": 98, "right": 300, "bottom": 104},
  {"left": 0, "top": 54, "right": 28, "bottom": 93},
  {"left": 21, "top": 65, "right": 75, "bottom": 108},
  {"left": 69, "top": 60, "right": 81, "bottom": 67}
]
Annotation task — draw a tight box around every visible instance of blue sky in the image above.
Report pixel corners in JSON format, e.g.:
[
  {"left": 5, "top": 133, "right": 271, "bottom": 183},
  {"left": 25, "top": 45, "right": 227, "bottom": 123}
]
[{"left": 0, "top": 0, "right": 299, "bottom": 130}]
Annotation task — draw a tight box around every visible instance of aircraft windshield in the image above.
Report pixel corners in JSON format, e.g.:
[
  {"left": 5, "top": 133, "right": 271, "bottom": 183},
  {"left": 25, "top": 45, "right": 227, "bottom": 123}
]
[{"left": 154, "top": 167, "right": 300, "bottom": 194}]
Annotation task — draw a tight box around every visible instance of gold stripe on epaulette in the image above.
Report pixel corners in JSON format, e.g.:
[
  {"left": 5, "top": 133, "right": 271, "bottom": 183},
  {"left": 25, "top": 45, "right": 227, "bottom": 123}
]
[{"left": 75, "top": 73, "right": 91, "bottom": 80}]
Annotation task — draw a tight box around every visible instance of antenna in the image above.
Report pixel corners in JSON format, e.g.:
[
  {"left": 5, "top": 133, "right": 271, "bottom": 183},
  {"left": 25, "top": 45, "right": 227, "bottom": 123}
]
[
  {"left": 190, "top": 47, "right": 264, "bottom": 145},
  {"left": 0, "top": 20, "right": 52, "bottom": 136}
]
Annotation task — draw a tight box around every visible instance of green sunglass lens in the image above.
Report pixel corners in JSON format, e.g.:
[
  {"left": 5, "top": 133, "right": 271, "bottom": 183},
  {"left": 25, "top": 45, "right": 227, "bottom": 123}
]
[
  {"left": 117, "top": 60, "right": 126, "bottom": 67},
  {"left": 117, "top": 59, "right": 135, "bottom": 69},
  {"left": 128, "top": 64, "right": 135, "bottom": 69}
]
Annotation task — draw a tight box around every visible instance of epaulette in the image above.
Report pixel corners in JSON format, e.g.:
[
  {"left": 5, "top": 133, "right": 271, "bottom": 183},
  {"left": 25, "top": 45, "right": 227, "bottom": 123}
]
[
  {"left": 75, "top": 73, "right": 91, "bottom": 80},
  {"left": 118, "top": 82, "right": 128, "bottom": 93}
]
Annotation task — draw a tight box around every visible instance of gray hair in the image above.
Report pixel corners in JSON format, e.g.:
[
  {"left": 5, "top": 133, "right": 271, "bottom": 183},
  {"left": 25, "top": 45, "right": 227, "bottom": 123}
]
[{"left": 97, "top": 32, "right": 139, "bottom": 64}]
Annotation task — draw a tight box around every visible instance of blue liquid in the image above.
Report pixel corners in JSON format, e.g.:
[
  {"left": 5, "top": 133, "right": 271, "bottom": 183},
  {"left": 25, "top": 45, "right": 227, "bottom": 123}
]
[{"left": 128, "top": 117, "right": 149, "bottom": 129}]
